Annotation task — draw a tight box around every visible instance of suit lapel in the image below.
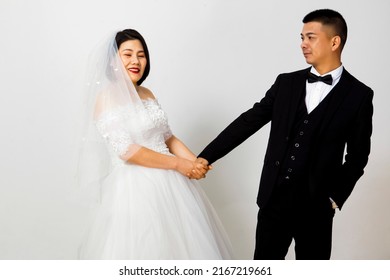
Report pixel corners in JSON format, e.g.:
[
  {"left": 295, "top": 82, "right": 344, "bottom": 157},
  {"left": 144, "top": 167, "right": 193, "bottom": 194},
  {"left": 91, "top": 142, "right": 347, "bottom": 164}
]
[{"left": 286, "top": 68, "right": 309, "bottom": 136}]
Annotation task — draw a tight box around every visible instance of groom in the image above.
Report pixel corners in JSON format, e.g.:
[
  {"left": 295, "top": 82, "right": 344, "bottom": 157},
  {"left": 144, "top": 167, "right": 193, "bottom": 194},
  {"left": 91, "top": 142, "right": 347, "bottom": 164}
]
[{"left": 193, "top": 9, "right": 373, "bottom": 259}]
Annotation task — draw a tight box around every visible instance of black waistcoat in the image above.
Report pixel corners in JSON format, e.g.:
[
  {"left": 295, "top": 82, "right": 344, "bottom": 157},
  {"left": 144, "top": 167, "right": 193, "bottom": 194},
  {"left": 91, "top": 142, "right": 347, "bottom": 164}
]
[{"left": 277, "top": 86, "right": 336, "bottom": 194}]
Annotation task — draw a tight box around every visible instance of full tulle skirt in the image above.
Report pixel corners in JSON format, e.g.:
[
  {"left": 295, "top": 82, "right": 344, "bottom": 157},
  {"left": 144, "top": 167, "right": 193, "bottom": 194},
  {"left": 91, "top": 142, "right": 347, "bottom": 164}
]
[{"left": 79, "top": 164, "right": 232, "bottom": 259}]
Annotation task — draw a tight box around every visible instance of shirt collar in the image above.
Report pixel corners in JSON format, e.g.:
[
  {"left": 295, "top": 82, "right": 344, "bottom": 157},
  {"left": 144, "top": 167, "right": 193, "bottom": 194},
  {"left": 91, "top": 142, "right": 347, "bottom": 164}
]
[{"left": 311, "top": 65, "right": 344, "bottom": 81}]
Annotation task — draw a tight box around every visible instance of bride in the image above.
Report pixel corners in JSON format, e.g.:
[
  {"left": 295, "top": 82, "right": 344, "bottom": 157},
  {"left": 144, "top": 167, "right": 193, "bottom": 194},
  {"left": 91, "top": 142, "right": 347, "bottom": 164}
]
[{"left": 77, "top": 29, "right": 232, "bottom": 259}]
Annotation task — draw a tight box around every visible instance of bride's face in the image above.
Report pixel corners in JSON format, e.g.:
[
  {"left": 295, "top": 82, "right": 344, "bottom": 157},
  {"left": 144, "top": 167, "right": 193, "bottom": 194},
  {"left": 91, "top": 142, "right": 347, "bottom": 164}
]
[{"left": 118, "top": 39, "right": 147, "bottom": 85}]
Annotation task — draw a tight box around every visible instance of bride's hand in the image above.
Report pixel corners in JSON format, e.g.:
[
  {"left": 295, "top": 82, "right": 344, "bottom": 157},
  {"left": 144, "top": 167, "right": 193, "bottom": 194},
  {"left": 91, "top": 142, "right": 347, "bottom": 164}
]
[
  {"left": 195, "top": 157, "right": 212, "bottom": 171},
  {"left": 190, "top": 158, "right": 211, "bottom": 179},
  {"left": 175, "top": 158, "right": 207, "bottom": 179}
]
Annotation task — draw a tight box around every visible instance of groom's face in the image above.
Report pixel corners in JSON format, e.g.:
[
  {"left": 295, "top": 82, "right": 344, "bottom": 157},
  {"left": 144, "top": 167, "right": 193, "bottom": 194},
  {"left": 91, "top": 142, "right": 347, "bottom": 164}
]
[{"left": 300, "top": 21, "right": 335, "bottom": 69}]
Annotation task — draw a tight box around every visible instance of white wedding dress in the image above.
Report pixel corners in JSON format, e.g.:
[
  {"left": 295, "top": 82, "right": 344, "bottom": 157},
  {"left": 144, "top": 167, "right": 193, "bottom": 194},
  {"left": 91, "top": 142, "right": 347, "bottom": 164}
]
[{"left": 79, "top": 98, "right": 232, "bottom": 259}]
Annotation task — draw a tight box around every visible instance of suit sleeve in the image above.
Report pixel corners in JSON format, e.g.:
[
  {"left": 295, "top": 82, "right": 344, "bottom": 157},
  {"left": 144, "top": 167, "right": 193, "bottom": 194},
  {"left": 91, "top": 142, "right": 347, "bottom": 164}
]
[
  {"left": 198, "top": 75, "right": 282, "bottom": 164},
  {"left": 331, "top": 88, "right": 374, "bottom": 209}
]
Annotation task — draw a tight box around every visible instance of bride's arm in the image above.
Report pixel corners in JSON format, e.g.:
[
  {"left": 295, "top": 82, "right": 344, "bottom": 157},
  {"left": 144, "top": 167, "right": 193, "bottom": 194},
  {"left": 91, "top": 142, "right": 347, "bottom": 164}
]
[
  {"left": 122, "top": 146, "right": 197, "bottom": 178},
  {"left": 165, "top": 135, "right": 197, "bottom": 161}
]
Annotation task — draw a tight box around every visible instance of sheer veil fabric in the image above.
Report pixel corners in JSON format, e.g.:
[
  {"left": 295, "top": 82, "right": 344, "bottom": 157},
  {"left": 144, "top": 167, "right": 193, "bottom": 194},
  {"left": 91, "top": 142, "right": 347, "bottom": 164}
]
[{"left": 77, "top": 33, "right": 151, "bottom": 200}]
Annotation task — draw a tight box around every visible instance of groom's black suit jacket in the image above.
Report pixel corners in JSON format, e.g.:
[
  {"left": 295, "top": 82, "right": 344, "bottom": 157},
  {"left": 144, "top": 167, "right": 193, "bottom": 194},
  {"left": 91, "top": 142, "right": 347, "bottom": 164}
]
[{"left": 199, "top": 67, "right": 373, "bottom": 209}]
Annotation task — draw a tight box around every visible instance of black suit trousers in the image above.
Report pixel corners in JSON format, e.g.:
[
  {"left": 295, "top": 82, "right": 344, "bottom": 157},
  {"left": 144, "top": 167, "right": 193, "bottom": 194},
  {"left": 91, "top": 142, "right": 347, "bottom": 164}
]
[{"left": 253, "top": 179, "right": 335, "bottom": 260}]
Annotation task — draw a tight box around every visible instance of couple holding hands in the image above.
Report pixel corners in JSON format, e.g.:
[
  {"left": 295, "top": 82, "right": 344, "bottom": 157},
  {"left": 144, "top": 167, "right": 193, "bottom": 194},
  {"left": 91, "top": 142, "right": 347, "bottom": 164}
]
[{"left": 78, "top": 9, "right": 373, "bottom": 260}]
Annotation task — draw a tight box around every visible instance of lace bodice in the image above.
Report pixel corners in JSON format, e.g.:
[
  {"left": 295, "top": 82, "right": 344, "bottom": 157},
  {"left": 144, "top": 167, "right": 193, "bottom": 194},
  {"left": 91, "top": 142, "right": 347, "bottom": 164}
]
[{"left": 95, "top": 98, "right": 173, "bottom": 165}]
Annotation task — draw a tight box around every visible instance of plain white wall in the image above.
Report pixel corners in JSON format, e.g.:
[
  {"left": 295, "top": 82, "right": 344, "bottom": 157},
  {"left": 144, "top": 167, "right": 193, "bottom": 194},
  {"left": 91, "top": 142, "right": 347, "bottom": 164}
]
[{"left": 0, "top": 0, "right": 389, "bottom": 259}]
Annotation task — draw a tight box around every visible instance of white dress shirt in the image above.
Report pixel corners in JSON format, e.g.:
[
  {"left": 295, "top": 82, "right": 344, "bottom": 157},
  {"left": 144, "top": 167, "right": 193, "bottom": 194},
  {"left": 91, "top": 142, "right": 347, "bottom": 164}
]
[{"left": 305, "top": 65, "right": 344, "bottom": 113}]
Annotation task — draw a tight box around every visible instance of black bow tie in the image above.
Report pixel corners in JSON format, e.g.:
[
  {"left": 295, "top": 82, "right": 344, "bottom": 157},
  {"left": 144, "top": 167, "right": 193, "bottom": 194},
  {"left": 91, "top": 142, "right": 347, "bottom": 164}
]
[{"left": 307, "top": 72, "right": 333, "bottom": 85}]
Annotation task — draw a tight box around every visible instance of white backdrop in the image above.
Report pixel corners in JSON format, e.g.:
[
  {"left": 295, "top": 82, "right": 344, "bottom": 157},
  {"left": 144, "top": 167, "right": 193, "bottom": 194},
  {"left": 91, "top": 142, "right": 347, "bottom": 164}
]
[{"left": 0, "top": 0, "right": 389, "bottom": 259}]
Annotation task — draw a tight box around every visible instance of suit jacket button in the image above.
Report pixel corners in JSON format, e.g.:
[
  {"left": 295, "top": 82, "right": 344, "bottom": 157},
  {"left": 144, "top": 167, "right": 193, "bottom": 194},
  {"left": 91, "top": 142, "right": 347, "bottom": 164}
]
[{"left": 275, "top": 161, "right": 280, "bottom": 166}]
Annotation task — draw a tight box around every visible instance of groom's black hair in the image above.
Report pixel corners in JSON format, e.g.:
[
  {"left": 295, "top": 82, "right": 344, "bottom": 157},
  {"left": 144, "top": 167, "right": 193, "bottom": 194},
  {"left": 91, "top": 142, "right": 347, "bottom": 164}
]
[
  {"left": 303, "top": 9, "right": 348, "bottom": 51},
  {"left": 115, "top": 29, "right": 151, "bottom": 85}
]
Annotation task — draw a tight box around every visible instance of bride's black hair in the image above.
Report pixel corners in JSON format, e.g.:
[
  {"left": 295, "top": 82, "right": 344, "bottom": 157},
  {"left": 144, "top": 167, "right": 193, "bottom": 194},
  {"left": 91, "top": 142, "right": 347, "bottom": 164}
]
[{"left": 115, "top": 29, "right": 150, "bottom": 85}]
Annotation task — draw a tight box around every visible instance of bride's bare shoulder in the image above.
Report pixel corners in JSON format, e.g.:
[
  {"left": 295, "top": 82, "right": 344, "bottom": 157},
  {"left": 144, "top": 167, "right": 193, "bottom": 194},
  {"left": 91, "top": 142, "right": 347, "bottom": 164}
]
[{"left": 138, "top": 86, "right": 156, "bottom": 100}]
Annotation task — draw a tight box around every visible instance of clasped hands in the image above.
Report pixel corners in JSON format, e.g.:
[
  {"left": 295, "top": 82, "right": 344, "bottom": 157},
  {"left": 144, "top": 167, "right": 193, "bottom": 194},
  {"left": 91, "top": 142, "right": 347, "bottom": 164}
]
[
  {"left": 189, "top": 157, "right": 212, "bottom": 179},
  {"left": 177, "top": 157, "right": 211, "bottom": 180}
]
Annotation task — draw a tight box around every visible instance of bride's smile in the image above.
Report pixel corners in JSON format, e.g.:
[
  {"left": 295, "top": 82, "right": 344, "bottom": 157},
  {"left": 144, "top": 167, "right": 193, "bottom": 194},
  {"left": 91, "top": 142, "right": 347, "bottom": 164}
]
[{"left": 119, "top": 39, "right": 147, "bottom": 85}]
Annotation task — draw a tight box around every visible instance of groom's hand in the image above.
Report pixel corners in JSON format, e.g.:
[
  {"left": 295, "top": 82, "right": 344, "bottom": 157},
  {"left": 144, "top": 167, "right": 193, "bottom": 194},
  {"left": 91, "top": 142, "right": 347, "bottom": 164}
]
[
  {"left": 195, "top": 157, "right": 212, "bottom": 172},
  {"left": 188, "top": 157, "right": 212, "bottom": 180}
]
